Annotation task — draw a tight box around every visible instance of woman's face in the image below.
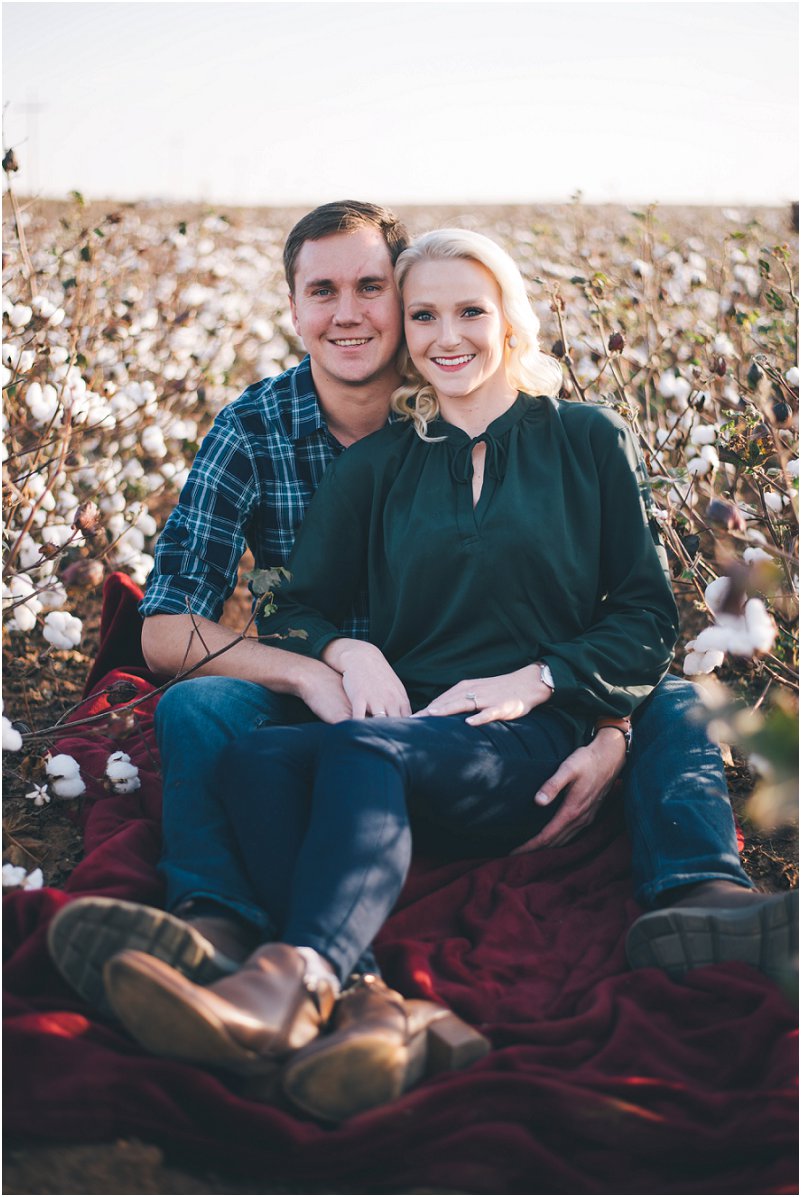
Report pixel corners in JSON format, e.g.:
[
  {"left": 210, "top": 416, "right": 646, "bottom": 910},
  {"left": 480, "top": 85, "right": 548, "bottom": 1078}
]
[{"left": 402, "top": 257, "right": 512, "bottom": 407}]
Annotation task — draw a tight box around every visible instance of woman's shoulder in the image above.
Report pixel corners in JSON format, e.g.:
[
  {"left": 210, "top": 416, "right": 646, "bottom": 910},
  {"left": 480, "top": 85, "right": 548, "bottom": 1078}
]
[{"left": 528, "top": 395, "right": 632, "bottom": 446}]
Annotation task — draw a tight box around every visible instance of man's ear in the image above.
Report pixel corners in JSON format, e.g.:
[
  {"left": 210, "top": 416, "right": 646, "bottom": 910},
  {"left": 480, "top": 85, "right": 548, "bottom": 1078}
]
[{"left": 289, "top": 293, "right": 300, "bottom": 337}]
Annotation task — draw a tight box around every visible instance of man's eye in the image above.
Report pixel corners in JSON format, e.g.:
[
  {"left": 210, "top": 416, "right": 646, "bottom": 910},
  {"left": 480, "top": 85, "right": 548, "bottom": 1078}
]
[
  {"left": 362, "top": 284, "right": 382, "bottom": 294},
  {"left": 311, "top": 288, "right": 332, "bottom": 298}
]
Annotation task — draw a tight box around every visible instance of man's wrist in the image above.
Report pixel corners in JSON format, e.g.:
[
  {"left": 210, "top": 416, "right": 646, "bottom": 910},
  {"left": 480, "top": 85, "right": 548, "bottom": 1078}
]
[{"left": 592, "top": 717, "right": 632, "bottom": 754}]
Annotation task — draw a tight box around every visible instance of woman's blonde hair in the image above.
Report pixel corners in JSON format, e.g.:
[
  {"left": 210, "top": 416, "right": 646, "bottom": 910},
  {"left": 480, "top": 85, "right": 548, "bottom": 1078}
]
[{"left": 391, "top": 228, "right": 564, "bottom": 438}]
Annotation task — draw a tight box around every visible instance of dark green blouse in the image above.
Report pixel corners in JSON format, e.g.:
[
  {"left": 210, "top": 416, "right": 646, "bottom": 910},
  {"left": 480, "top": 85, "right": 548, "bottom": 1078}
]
[{"left": 259, "top": 394, "right": 679, "bottom": 745}]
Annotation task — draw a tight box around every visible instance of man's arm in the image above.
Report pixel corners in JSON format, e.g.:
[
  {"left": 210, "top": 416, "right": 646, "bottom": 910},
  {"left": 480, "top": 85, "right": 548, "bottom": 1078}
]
[{"left": 142, "top": 612, "right": 352, "bottom": 723}]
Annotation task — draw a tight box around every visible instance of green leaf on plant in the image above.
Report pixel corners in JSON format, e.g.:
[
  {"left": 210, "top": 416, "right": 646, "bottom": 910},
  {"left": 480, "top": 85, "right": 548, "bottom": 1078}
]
[{"left": 244, "top": 566, "right": 290, "bottom": 595}]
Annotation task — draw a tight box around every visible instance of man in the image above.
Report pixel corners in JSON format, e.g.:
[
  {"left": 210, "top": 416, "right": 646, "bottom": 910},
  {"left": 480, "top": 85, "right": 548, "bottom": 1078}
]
[{"left": 49, "top": 201, "right": 796, "bottom": 1116}]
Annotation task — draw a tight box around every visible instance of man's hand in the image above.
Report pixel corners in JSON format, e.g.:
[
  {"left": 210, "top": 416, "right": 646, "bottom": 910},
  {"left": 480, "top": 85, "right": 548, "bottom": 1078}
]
[
  {"left": 413, "top": 665, "right": 551, "bottom": 726},
  {"left": 511, "top": 728, "right": 627, "bottom": 852},
  {"left": 322, "top": 640, "right": 412, "bottom": 719},
  {"left": 296, "top": 660, "right": 353, "bottom": 724}
]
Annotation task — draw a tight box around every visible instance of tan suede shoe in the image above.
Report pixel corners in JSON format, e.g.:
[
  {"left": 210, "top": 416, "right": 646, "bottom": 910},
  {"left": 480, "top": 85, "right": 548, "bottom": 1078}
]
[
  {"left": 104, "top": 943, "right": 335, "bottom": 1074},
  {"left": 282, "top": 975, "right": 490, "bottom": 1121}
]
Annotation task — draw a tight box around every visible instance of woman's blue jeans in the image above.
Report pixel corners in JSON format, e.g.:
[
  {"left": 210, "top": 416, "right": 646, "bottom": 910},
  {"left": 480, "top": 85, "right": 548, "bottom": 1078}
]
[
  {"left": 214, "top": 710, "right": 573, "bottom": 982},
  {"left": 155, "top": 674, "right": 752, "bottom": 946}
]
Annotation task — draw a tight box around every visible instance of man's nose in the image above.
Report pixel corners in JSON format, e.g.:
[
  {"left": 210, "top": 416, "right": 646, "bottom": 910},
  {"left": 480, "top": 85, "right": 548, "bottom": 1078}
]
[{"left": 332, "top": 291, "right": 362, "bottom": 323}]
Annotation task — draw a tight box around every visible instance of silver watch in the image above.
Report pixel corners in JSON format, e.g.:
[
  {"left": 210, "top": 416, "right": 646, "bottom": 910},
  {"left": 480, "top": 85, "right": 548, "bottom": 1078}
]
[{"left": 538, "top": 662, "right": 555, "bottom": 692}]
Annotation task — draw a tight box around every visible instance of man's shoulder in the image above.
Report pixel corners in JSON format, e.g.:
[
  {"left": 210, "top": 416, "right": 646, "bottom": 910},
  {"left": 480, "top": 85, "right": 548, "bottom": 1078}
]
[{"left": 216, "top": 357, "right": 318, "bottom": 438}]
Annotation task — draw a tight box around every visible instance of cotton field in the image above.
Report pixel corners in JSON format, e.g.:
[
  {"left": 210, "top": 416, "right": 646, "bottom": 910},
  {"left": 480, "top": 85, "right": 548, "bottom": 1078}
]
[{"left": 2, "top": 195, "right": 798, "bottom": 829}]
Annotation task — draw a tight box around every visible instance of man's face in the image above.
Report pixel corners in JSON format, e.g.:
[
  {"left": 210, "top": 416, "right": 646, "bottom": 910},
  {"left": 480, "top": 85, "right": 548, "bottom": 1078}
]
[{"left": 289, "top": 228, "right": 403, "bottom": 392}]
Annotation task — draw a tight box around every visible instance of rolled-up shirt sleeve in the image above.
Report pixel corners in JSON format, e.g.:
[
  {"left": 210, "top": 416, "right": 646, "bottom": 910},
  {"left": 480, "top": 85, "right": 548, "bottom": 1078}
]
[{"left": 139, "top": 411, "right": 259, "bottom": 622}]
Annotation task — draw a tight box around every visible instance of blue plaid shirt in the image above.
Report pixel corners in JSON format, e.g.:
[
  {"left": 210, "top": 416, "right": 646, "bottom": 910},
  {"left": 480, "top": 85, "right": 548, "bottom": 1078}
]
[{"left": 140, "top": 356, "right": 369, "bottom": 639}]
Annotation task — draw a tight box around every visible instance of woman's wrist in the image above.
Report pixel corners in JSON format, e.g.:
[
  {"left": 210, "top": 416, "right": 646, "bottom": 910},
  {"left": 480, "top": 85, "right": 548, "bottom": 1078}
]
[{"left": 322, "top": 637, "right": 375, "bottom": 675}]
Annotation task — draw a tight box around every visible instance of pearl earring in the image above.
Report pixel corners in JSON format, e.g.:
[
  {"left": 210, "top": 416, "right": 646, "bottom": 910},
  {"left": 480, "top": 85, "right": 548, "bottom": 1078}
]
[{"left": 508, "top": 334, "right": 518, "bottom": 348}]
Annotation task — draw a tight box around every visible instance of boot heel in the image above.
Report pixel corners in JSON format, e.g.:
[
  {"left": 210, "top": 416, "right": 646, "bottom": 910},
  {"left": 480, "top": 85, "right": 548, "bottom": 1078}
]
[{"left": 425, "top": 1012, "right": 490, "bottom": 1074}]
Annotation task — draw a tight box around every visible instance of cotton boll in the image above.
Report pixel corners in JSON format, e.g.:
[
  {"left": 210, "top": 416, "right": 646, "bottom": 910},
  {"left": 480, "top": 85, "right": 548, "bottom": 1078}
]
[
  {"left": 25, "top": 382, "right": 61, "bottom": 424},
  {"left": 100, "top": 491, "right": 126, "bottom": 515},
  {"left": 743, "top": 598, "right": 777, "bottom": 653},
  {"left": 45, "top": 753, "right": 86, "bottom": 798},
  {"left": 46, "top": 753, "right": 81, "bottom": 779},
  {"left": 2, "top": 707, "right": 23, "bottom": 751},
  {"left": 785, "top": 366, "right": 799, "bottom": 388},
  {"left": 683, "top": 646, "right": 725, "bottom": 675},
  {"left": 690, "top": 424, "right": 718, "bottom": 446},
  {"left": 9, "top": 304, "right": 33, "bottom": 328},
  {"left": 141, "top": 425, "right": 167, "bottom": 458},
  {"left": 105, "top": 750, "right": 142, "bottom": 793},
  {"left": 711, "top": 333, "right": 735, "bottom": 357},
  {"left": 743, "top": 546, "right": 773, "bottom": 565},
  {"left": 2, "top": 863, "right": 44, "bottom": 889},
  {"left": 42, "top": 610, "right": 83, "bottom": 649},
  {"left": 763, "top": 491, "right": 784, "bottom": 513},
  {"left": 688, "top": 455, "right": 713, "bottom": 477},
  {"left": 704, "top": 577, "right": 730, "bottom": 615}
]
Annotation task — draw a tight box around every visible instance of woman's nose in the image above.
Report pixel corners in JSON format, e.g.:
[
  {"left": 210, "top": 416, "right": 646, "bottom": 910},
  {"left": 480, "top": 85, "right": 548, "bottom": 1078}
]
[{"left": 437, "top": 317, "right": 460, "bottom": 347}]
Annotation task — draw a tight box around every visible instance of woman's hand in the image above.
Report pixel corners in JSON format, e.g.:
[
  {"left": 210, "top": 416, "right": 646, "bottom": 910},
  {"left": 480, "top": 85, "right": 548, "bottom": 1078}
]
[
  {"left": 322, "top": 639, "right": 412, "bottom": 719},
  {"left": 413, "top": 664, "right": 551, "bottom": 726}
]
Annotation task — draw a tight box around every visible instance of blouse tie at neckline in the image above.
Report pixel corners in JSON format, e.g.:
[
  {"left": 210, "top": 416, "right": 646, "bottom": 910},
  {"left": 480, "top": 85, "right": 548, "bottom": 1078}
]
[{"left": 450, "top": 432, "right": 509, "bottom": 485}]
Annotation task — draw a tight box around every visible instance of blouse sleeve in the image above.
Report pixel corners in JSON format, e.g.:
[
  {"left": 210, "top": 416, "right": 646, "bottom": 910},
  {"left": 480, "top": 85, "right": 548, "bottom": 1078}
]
[
  {"left": 540, "top": 410, "right": 679, "bottom": 718},
  {"left": 257, "top": 463, "right": 368, "bottom": 658}
]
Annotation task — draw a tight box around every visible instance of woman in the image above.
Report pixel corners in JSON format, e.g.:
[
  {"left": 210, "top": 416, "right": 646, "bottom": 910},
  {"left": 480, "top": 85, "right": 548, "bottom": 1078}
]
[{"left": 104, "top": 229, "right": 679, "bottom": 1120}]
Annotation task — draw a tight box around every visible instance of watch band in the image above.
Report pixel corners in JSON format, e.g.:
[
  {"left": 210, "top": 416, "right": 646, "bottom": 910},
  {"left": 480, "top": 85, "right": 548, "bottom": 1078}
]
[
  {"left": 538, "top": 662, "right": 555, "bottom": 692},
  {"left": 593, "top": 716, "right": 633, "bottom": 754}
]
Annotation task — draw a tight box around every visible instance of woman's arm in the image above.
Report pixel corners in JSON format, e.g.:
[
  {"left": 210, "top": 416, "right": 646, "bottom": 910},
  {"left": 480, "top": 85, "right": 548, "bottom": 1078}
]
[
  {"left": 260, "top": 464, "right": 411, "bottom": 716},
  {"left": 540, "top": 410, "right": 679, "bottom": 717}
]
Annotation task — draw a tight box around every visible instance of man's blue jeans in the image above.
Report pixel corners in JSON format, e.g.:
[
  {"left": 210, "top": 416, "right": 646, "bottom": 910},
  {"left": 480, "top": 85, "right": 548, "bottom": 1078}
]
[{"left": 155, "top": 673, "right": 752, "bottom": 930}]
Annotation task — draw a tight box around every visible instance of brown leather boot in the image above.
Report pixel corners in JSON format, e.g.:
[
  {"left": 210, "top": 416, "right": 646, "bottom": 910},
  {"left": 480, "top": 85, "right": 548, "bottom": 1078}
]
[
  {"left": 47, "top": 896, "right": 258, "bottom": 1017},
  {"left": 281, "top": 975, "right": 490, "bottom": 1121},
  {"left": 104, "top": 943, "right": 336, "bottom": 1075}
]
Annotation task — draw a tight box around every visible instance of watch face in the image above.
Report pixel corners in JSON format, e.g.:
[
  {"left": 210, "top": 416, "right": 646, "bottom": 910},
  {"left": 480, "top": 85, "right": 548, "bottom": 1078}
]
[{"left": 540, "top": 663, "right": 555, "bottom": 690}]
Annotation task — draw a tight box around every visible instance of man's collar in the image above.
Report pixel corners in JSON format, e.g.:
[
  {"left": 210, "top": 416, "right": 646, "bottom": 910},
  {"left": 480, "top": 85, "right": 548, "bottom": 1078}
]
[
  {"left": 288, "top": 356, "right": 327, "bottom": 442},
  {"left": 287, "top": 355, "right": 398, "bottom": 442}
]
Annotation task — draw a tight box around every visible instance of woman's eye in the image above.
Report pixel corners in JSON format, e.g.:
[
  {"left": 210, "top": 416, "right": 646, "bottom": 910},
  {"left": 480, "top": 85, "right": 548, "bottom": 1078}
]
[
  {"left": 463, "top": 307, "right": 485, "bottom": 317},
  {"left": 410, "top": 311, "right": 433, "bottom": 322}
]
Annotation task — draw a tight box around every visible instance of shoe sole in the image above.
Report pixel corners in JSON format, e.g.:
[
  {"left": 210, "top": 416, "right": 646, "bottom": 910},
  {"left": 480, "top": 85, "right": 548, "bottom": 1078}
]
[
  {"left": 283, "top": 1033, "right": 428, "bottom": 1122},
  {"left": 625, "top": 890, "right": 799, "bottom": 985},
  {"left": 47, "top": 896, "right": 235, "bottom": 1016},
  {"left": 283, "top": 1011, "right": 489, "bottom": 1122}
]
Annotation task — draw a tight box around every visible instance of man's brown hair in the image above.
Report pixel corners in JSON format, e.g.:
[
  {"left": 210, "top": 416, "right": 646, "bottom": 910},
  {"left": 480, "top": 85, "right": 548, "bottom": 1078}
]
[{"left": 283, "top": 200, "right": 409, "bottom": 293}]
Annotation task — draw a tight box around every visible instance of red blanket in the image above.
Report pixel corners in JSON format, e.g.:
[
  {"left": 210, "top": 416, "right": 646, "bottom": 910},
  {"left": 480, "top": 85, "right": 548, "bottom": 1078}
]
[{"left": 4, "top": 574, "right": 797, "bottom": 1194}]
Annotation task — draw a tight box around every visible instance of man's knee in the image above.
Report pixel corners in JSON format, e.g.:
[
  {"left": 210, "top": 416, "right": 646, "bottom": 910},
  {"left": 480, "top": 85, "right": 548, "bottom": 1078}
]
[
  {"left": 636, "top": 674, "right": 702, "bottom": 728},
  {"left": 155, "top": 676, "right": 276, "bottom": 738}
]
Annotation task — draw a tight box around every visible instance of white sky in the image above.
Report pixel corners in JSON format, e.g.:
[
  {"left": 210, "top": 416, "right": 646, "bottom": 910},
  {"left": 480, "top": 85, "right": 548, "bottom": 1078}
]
[{"left": 2, "top": 0, "right": 798, "bottom": 205}]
